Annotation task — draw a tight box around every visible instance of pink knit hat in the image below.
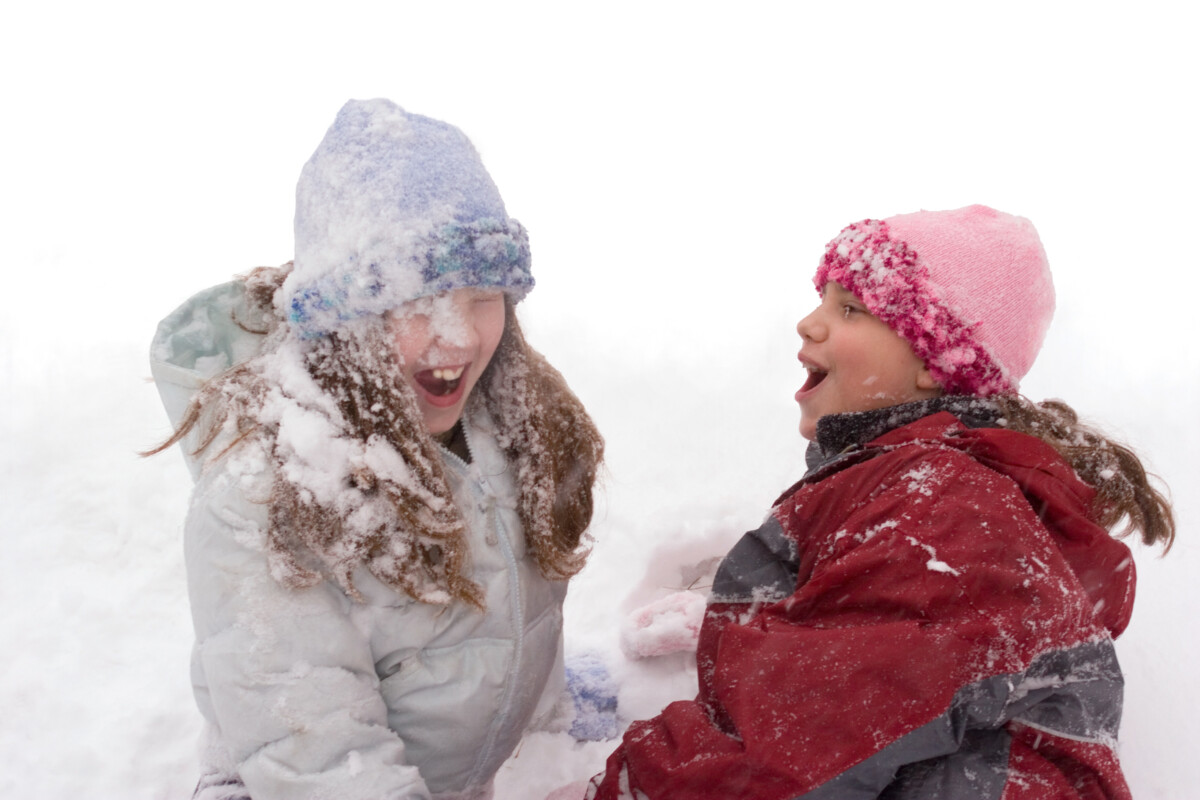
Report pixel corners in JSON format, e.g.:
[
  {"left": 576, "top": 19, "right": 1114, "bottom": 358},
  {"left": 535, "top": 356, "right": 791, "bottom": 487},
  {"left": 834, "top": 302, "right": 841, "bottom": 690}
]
[{"left": 814, "top": 205, "right": 1054, "bottom": 396}]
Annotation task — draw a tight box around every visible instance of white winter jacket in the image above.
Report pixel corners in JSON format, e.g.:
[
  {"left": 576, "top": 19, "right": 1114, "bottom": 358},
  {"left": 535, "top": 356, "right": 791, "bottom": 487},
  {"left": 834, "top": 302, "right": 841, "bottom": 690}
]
[{"left": 151, "top": 281, "right": 566, "bottom": 800}]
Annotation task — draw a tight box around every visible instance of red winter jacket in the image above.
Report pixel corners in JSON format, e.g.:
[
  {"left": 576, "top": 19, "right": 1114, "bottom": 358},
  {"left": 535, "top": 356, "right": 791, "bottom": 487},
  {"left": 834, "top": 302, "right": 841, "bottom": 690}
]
[{"left": 590, "top": 406, "right": 1135, "bottom": 800}]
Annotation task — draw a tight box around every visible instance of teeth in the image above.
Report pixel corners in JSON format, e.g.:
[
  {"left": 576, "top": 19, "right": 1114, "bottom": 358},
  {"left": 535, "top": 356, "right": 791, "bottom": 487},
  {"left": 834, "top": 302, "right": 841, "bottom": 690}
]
[{"left": 431, "top": 366, "right": 466, "bottom": 381}]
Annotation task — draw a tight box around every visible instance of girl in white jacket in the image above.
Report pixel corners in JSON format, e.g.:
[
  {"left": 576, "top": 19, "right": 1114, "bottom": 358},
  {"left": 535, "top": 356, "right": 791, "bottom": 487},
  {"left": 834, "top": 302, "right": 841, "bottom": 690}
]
[{"left": 149, "top": 99, "right": 604, "bottom": 800}]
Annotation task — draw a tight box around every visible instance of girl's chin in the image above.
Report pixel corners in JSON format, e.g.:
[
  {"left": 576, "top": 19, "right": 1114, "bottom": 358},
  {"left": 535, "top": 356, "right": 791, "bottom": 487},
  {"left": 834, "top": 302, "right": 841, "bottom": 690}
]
[
  {"left": 797, "top": 405, "right": 820, "bottom": 441},
  {"left": 420, "top": 401, "right": 466, "bottom": 435}
]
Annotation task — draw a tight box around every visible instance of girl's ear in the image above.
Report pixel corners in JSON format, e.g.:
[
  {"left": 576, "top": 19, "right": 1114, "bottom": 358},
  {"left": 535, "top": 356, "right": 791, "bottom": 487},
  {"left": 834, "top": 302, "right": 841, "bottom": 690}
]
[{"left": 916, "top": 366, "right": 941, "bottom": 393}]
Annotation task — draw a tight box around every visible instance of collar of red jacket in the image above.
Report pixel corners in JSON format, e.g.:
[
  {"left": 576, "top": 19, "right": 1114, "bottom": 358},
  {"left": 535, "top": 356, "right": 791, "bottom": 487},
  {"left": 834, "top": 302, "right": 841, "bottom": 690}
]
[{"left": 807, "top": 395, "right": 1001, "bottom": 474}]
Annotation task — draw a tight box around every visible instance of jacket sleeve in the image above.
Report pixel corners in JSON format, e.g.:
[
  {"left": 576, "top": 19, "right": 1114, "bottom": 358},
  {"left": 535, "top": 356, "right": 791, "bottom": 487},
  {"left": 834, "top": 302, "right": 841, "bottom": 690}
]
[
  {"left": 589, "top": 447, "right": 1113, "bottom": 800},
  {"left": 185, "top": 451, "right": 432, "bottom": 800}
]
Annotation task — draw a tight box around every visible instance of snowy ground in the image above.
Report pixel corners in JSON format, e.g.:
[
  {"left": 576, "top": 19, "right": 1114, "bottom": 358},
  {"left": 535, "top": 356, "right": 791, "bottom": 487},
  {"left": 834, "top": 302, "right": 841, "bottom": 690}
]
[
  {"left": 3, "top": 2, "right": 1199, "bottom": 798},
  {"left": 2, "top": 304, "right": 1196, "bottom": 799}
]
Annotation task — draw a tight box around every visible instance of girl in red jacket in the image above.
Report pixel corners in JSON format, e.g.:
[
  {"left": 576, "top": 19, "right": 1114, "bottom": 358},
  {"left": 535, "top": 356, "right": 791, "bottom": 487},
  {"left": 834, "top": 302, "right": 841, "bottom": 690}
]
[{"left": 587, "top": 205, "right": 1174, "bottom": 800}]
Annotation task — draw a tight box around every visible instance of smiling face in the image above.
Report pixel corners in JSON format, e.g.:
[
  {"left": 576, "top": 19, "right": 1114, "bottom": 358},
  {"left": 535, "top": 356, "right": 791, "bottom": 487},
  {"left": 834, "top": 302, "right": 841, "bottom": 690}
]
[
  {"left": 795, "top": 282, "right": 941, "bottom": 440},
  {"left": 387, "top": 288, "right": 507, "bottom": 435}
]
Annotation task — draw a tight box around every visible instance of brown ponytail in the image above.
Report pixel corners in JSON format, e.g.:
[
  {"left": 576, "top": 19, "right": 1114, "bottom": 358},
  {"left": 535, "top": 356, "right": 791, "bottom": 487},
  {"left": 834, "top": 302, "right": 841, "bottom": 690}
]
[{"left": 995, "top": 396, "right": 1174, "bottom": 551}]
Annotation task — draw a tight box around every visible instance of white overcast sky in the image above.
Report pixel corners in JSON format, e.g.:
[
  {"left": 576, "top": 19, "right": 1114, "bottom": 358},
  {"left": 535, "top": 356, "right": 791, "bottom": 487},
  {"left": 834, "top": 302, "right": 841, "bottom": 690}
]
[{"left": 4, "top": 1, "right": 1197, "bottom": 376}]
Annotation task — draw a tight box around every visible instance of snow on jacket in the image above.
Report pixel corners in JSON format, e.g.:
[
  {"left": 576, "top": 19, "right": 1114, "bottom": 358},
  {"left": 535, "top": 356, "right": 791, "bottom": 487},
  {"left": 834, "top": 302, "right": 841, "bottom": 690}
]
[
  {"left": 590, "top": 399, "right": 1135, "bottom": 800},
  {"left": 151, "top": 281, "right": 566, "bottom": 800}
]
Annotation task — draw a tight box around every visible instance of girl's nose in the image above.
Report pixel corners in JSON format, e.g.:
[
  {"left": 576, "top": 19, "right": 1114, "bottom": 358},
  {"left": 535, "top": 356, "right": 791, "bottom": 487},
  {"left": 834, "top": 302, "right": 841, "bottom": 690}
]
[
  {"left": 428, "top": 294, "right": 476, "bottom": 348},
  {"left": 796, "top": 308, "right": 826, "bottom": 342}
]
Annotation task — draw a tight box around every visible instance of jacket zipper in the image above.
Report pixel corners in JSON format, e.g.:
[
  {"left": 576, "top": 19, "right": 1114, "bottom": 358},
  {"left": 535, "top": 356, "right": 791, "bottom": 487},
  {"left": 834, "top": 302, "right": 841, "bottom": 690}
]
[{"left": 448, "top": 419, "right": 527, "bottom": 788}]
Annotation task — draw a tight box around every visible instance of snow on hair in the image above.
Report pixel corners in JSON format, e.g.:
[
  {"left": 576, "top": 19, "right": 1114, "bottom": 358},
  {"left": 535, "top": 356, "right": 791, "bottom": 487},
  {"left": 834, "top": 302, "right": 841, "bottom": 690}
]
[{"left": 149, "top": 264, "right": 603, "bottom": 608}]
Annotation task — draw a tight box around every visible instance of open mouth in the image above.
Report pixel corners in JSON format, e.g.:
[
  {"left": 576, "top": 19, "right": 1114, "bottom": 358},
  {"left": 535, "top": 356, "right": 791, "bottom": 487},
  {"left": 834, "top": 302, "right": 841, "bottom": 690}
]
[
  {"left": 801, "top": 366, "right": 828, "bottom": 393},
  {"left": 414, "top": 365, "right": 467, "bottom": 397}
]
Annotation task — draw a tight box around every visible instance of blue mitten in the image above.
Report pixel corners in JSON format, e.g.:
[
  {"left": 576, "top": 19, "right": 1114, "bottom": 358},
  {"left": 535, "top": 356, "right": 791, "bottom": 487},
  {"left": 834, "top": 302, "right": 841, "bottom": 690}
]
[{"left": 565, "top": 652, "right": 619, "bottom": 741}]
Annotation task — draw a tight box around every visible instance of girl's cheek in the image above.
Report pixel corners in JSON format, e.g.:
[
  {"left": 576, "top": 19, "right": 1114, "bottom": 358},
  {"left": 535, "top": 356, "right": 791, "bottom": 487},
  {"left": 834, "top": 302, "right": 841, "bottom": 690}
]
[{"left": 389, "top": 318, "right": 434, "bottom": 366}]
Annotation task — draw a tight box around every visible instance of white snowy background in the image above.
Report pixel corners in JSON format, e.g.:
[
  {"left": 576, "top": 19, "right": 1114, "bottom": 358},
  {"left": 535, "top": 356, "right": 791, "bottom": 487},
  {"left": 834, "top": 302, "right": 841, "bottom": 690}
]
[{"left": 2, "top": 2, "right": 1197, "bottom": 798}]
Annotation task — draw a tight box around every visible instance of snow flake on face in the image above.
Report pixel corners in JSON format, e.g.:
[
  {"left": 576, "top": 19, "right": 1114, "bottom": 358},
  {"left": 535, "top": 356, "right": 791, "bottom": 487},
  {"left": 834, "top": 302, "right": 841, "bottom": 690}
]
[{"left": 389, "top": 292, "right": 474, "bottom": 349}]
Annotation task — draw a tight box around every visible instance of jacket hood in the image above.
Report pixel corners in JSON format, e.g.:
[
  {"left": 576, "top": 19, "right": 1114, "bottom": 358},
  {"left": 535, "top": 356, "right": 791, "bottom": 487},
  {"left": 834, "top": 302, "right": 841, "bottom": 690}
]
[
  {"left": 150, "top": 280, "right": 270, "bottom": 476},
  {"left": 874, "top": 411, "right": 1136, "bottom": 637}
]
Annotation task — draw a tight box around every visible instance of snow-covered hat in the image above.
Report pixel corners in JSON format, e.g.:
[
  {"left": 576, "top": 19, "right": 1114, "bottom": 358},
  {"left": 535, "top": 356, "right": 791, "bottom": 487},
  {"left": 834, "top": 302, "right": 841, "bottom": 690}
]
[
  {"left": 284, "top": 99, "right": 533, "bottom": 337},
  {"left": 814, "top": 204, "right": 1054, "bottom": 396}
]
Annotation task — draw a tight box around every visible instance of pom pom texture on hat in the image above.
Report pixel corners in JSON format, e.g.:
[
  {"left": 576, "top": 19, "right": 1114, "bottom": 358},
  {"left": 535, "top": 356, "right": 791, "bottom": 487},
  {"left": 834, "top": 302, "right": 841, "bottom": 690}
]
[
  {"left": 285, "top": 99, "right": 533, "bottom": 338},
  {"left": 814, "top": 205, "right": 1055, "bottom": 396}
]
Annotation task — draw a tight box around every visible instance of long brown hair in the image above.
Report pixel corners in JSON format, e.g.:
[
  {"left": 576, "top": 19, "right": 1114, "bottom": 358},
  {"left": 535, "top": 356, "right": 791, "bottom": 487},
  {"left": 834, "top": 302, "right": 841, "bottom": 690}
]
[
  {"left": 995, "top": 395, "right": 1174, "bottom": 551},
  {"left": 148, "top": 264, "right": 604, "bottom": 608}
]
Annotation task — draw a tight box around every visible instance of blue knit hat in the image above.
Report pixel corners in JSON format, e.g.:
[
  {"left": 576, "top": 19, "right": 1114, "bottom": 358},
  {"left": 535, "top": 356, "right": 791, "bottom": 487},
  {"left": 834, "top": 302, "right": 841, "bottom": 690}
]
[{"left": 284, "top": 99, "right": 533, "bottom": 337}]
